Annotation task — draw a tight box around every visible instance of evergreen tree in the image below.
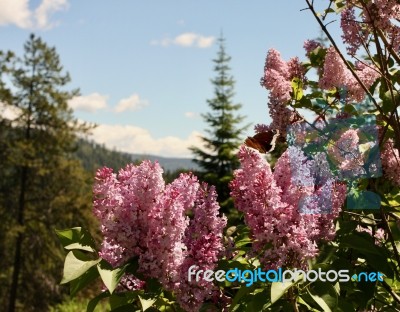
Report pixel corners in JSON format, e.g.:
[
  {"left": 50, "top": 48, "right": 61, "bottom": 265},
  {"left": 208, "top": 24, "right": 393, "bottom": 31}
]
[
  {"left": 190, "top": 35, "right": 248, "bottom": 214},
  {"left": 0, "top": 34, "right": 95, "bottom": 311}
]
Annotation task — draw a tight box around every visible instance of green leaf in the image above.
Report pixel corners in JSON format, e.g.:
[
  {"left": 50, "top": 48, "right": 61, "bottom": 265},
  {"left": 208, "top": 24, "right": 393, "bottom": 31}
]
[
  {"left": 139, "top": 295, "right": 157, "bottom": 311},
  {"left": 226, "top": 226, "right": 237, "bottom": 237},
  {"left": 380, "top": 90, "right": 400, "bottom": 114},
  {"left": 69, "top": 265, "right": 100, "bottom": 296},
  {"left": 307, "top": 290, "right": 332, "bottom": 312},
  {"left": 109, "top": 293, "right": 133, "bottom": 310},
  {"left": 291, "top": 78, "right": 304, "bottom": 100},
  {"left": 339, "top": 233, "right": 382, "bottom": 255},
  {"left": 307, "top": 282, "right": 338, "bottom": 312},
  {"left": 363, "top": 252, "right": 393, "bottom": 279},
  {"left": 346, "top": 190, "right": 381, "bottom": 210},
  {"left": 271, "top": 281, "right": 295, "bottom": 304},
  {"left": 109, "top": 304, "right": 135, "bottom": 312},
  {"left": 97, "top": 260, "right": 126, "bottom": 294},
  {"left": 247, "top": 289, "right": 269, "bottom": 311},
  {"left": 309, "top": 47, "right": 327, "bottom": 66},
  {"left": 343, "top": 104, "right": 357, "bottom": 115},
  {"left": 87, "top": 291, "right": 110, "bottom": 312},
  {"left": 61, "top": 251, "right": 101, "bottom": 284},
  {"left": 55, "top": 227, "right": 96, "bottom": 252},
  {"left": 144, "top": 278, "right": 163, "bottom": 295},
  {"left": 235, "top": 237, "right": 252, "bottom": 247},
  {"left": 230, "top": 283, "right": 256, "bottom": 309},
  {"left": 335, "top": 1, "right": 346, "bottom": 11}
]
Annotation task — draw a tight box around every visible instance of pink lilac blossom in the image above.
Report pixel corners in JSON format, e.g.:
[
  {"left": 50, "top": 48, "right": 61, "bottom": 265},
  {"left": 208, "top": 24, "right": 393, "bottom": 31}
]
[
  {"left": 327, "top": 129, "right": 366, "bottom": 178},
  {"left": 363, "top": 0, "right": 400, "bottom": 51},
  {"left": 93, "top": 164, "right": 226, "bottom": 312},
  {"left": 264, "top": 48, "right": 289, "bottom": 76},
  {"left": 262, "top": 68, "right": 292, "bottom": 104},
  {"left": 356, "top": 225, "right": 385, "bottom": 246},
  {"left": 319, "top": 47, "right": 350, "bottom": 91},
  {"left": 176, "top": 183, "right": 227, "bottom": 312},
  {"left": 363, "top": 0, "right": 400, "bottom": 31},
  {"left": 230, "top": 146, "right": 346, "bottom": 270},
  {"left": 304, "top": 39, "right": 322, "bottom": 57},
  {"left": 287, "top": 57, "right": 305, "bottom": 81},
  {"left": 140, "top": 173, "right": 199, "bottom": 289},
  {"left": 268, "top": 98, "right": 297, "bottom": 136},
  {"left": 319, "top": 47, "right": 379, "bottom": 102},
  {"left": 114, "top": 274, "right": 146, "bottom": 292},
  {"left": 381, "top": 139, "right": 400, "bottom": 186},
  {"left": 261, "top": 49, "right": 306, "bottom": 104},
  {"left": 355, "top": 61, "right": 379, "bottom": 87},
  {"left": 341, "top": 7, "right": 365, "bottom": 56},
  {"left": 261, "top": 49, "right": 305, "bottom": 136},
  {"left": 93, "top": 161, "right": 165, "bottom": 267},
  {"left": 254, "top": 123, "right": 270, "bottom": 133}
]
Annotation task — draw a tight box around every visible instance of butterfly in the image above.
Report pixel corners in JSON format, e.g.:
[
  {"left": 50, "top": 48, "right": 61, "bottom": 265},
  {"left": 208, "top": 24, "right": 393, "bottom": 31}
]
[{"left": 244, "top": 129, "right": 280, "bottom": 153}]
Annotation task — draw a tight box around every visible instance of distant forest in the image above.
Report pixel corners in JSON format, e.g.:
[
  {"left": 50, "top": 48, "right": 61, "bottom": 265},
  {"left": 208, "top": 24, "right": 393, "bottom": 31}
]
[
  {"left": 73, "top": 138, "right": 134, "bottom": 172},
  {"left": 73, "top": 138, "right": 196, "bottom": 182}
]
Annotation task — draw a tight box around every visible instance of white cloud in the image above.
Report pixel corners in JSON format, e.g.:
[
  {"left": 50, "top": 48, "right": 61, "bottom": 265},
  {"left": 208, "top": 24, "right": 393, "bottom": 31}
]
[
  {"left": 68, "top": 93, "right": 108, "bottom": 112},
  {"left": 34, "top": 0, "right": 69, "bottom": 29},
  {"left": 184, "top": 112, "right": 198, "bottom": 118},
  {"left": 0, "top": 0, "right": 32, "bottom": 28},
  {"left": 114, "top": 94, "right": 148, "bottom": 113},
  {"left": 91, "top": 124, "right": 204, "bottom": 158},
  {"left": 0, "top": 0, "right": 68, "bottom": 29},
  {"left": 197, "top": 36, "right": 215, "bottom": 48},
  {"left": 174, "top": 33, "right": 198, "bottom": 47},
  {"left": 151, "top": 32, "right": 215, "bottom": 48},
  {"left": 0, "top": 102, "right": 21, "bottom": 121}
]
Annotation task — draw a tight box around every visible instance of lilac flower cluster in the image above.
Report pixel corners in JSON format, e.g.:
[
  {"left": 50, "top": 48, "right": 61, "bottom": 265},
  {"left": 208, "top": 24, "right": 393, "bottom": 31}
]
[
  {"left": 356, "top": 225, "right": 385, "bottom": 246},
  {"left": 230, "top": 146, "right": 346, "bottom": 270},
  {"left": 303, "top": 39, "right": 322, "bottom": 57},
  {"left": 93, "top": 161, "right": 226, "bottom": 312},
  {"left": 260, "top": 48, "right": 305, "bottom": 135},
  {"left": 93, "top": 162, "right": 165, "bottom": 267},
  {"left": 364, "top": 0, "right": 400, "bottom": 51},
  {"left": 327, "top": 129, "right": 365, "bottom": 178},
  {"left": 319, "top": 47, "right": 379, "bottom": 102},
  {"left": 341, "top": 0, "right": 400, "bottom": 54},
  {"left": 381, "top": 139, "right": 400, "bottom": 187},
  {"left": 341, "top": 7, "right": 366, "bottom": 56}
]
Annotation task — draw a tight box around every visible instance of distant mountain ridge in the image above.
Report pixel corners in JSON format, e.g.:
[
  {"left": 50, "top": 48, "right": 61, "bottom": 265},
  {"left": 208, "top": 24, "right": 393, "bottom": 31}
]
[
  {"left": 130, "top": 154, "right": 200, "bottom": 172},
  {"left": 74, "top": 139, "right": 200, "bottom": 173}
]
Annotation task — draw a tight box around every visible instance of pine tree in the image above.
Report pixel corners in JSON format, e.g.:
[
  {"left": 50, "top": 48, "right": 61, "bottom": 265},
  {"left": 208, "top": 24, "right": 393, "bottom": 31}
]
[
  {"left": 0, "top": 34, "right": 95, "bottom": 311},
  {"left": 190, "top": 35, "right": 248, "bottom": 214}
]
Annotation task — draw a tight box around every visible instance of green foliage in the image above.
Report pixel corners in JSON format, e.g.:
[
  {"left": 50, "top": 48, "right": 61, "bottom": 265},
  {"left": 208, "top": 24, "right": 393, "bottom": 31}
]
[
  {"left": 190, "top": 35, "right": 248, "bottom": 218},
  {"left": 73, "top": 139, "right": 134, "bottom": 173},
  {"left": 49, "top": 297, "right": 109, "bottom": 312},
  {"left": 56, "top": 229, "right": 179, "bottom": 311},
  {"left": 0, "top": 34, "right": 97, "bottom": 311}
]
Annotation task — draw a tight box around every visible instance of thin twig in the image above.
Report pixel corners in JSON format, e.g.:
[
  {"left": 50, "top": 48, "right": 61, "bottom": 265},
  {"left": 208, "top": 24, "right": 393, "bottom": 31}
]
[
  {"left": 381, "top": 279, "right": 400, "bottom": 305},
  {"left": 343, "top": 211, "right": 382, "bottom": 222},
  {"left": 288, "top": 288, "right": 299, "bottom": 312}
]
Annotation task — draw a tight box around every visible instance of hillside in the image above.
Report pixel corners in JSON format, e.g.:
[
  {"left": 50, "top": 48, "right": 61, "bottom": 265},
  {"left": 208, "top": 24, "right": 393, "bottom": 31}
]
[
  {"left": 74, "top": 139, "right": 200, "bottom": 173},
  {"left": 130, "top": 154, "right": 199, "bottom": 172}
]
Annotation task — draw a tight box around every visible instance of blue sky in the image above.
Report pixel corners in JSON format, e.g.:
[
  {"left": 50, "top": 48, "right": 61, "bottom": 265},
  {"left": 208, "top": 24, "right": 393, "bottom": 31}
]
[{"left": 0, "top": 0, "right": 338, "bottom": 157}]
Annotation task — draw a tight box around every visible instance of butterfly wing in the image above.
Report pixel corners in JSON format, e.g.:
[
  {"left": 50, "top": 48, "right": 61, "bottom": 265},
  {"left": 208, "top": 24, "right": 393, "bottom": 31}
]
[
  {"left": 245, "top": 136, "right": 267, "bottom": 153},
  {"left": 244, "top": 130, "right": 280, "bottom": 153}
]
